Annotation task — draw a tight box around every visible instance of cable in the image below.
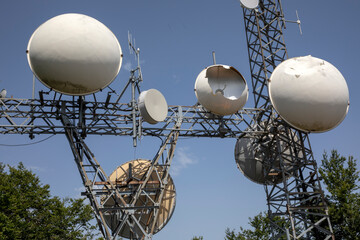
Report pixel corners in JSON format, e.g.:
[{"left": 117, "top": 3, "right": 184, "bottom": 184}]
[{"left": 0, "top": 135, "right": 55, "bottom": 147}]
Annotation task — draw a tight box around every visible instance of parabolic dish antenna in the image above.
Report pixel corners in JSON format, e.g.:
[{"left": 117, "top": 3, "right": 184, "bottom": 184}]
[
  {"left": 138, "top": 89, "right": 168, "bottom": 124},
  {"left": 235, "top": 135, "right": 285, "bottom": 185},
  {"left": 239, "top": 0, "right": 259, "bottom": 9},
  {"left": 27, "top": 13, "right": 122, "bottom": 95},
  {"left": 269, "top": 55, "right": 349, "bottom": 133},
  {"left": 102, "top": 159, "right": 176, "bottom": 238},
  {"left": 235, "top": 126, "right": 299, "bottom": 185},
  {"left": 194, "top": 64, "right": 248, "bottom": 116}
]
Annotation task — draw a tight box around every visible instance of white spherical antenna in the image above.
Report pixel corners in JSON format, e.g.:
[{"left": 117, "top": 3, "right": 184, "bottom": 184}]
[
  {"left": 269, "top": 56, "right": 349, "bottom": 133},
  {"left": 102, "top": 159, "right": 176, "bottom": 238},
  {"left": 194, "top": 64, "right": 249, "bottom": 116},
  {"left": 138, "top": 89, "right": 168, "bottom": 124},
  {"left": 240, "top": 0, "right": 259, "bottom": 9},
  {"left": 27, "top": 13, "right": 122, "bottom": 96}
]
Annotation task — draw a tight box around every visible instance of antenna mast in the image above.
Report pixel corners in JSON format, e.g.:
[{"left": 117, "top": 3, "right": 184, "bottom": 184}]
[{"left": 241, "top": 0, "right": 334, "bottom": 239}]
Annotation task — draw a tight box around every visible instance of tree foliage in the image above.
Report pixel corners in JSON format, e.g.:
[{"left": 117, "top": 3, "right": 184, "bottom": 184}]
[
  {"left": 224, "top": 212, "right": 288, "bottom": 240},
  {"left": 319, "top": 150, "right": 360, "bottom": 239},
  {"left": 192, "top": 236, "right": 204, "bottom": 240},
  {"left": 0, "top": 162, "right": 98, "bottom": 239},
  {"left": 225, "top": 150, "right": 360, "bottom": 240}
]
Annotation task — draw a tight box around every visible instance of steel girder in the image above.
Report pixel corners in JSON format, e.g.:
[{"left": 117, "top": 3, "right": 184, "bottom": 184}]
[{"left": 0, "top": 97, "right": 264, "bottom": 138}]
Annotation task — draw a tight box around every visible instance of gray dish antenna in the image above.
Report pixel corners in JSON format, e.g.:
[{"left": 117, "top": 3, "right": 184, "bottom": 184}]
[
  {"left": 235, "top": 133, "right": 283, "bottom": 184},
  {"left": 234, "top": 125, "right": 300, "bottom": 185}
]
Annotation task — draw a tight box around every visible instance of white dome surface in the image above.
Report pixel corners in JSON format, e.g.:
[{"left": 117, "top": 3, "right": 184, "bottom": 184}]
[
  {"left": 269, "top": 56, "right": 349, "bottom": 133},
  {"left": 27, "top": 13, "right": 122, "bottom": 95}
]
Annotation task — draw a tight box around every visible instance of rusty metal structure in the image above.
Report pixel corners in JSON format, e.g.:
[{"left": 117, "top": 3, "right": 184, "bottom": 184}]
[{"left": 0, "top": 0, "right": 335, "bottom": 239}]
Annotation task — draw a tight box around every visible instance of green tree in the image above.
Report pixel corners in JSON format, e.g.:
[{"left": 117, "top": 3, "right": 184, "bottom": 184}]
[
  {"left": 319, "top": 150, "right": 360, "bottom": 239},
  {"left": 192, "top": 236, "right": 204, "bottom": 240},
  {"left": 224, "top": 212, "right": 288, "bottom": 240},
  {"left": 226, "top": 150, "right": 360, "bottom": 239},
  {"left": 0, "top": 162, "right": 99, "bottom": 239}
]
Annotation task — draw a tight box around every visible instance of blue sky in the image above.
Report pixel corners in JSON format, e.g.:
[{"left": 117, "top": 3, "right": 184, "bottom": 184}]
[{"left": 1, "top": 1, "right": 360, "bottom": 239}]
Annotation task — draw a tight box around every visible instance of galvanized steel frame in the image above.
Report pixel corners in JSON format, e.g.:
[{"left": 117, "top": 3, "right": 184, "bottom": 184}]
[
  {"left": 242, "top": 0, "right": 334, "bottom": 239},
  {"left": 0, "top": 1, "right": 336, "bottom": 239},
  {"left": 59, "top": 101, "right": 180, "bottom": 240},
  {"left": 0, "top": 97, "right": 263, "bottom": 138}
]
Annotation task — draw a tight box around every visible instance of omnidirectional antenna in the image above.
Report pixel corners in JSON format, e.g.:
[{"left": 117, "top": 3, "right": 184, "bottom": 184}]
[
  {"left": 128, "top": 31, "right": 143, "bottom": 81},
  {"left": 128, "top": 31, "right": 140, "bottom": 60}
]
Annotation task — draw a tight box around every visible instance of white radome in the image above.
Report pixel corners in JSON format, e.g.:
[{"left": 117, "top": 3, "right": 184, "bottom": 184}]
[
  {"left": 0, "top": 89, "right": 6, "bottom": 98},
  {"left": 239, "top": 0, "right": 259, "bottom": 9},
  {"left": 194, "top": 64, "right": 249, "bottom": 116},
  {"left": 269, "top": 55, "right": 349, "bottom": 133},
  {"left": 138, "top": 89, "right": 168, "bottom": 124},
  {"left": 27, "top": 13, "right": 122, "bottom": 95}
]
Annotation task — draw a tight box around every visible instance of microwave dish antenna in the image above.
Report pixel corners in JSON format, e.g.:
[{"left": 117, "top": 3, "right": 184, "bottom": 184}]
[
  {"left": 102, "top": 159, "right": 176, "bottom": 239},
  {"left": 138, "top": 89, "right": 168, "bottom": 124},
  {"left": 234, "top": 125, "right": 300, "bottom": 185},
  {"left": 269, "top": 55, "right": 349, "bottom": 133},
  {"left": 27, "top": 13, "right": 123, "bottom": 96},
  {"left": 194, "top": 64, "right": 248, "bottom": 116},
  {"left": 0, "top": 89, "right": 6, "bottom": 98},
  {"left": 239, "top": 0, "right": 259, "bottom": 9}
]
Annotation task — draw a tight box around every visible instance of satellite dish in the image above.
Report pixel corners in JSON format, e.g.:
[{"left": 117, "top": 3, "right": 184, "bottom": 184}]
[
  {"left": 138, "top": 89, "right": 168, "bottom": 124},
  {"left": 102, "top": 159, "right": 176, "bottom": 238},
  {"left": 0, "top": 89, "right": 6, "bottom": 98},
  {"left": 194, "top": 64, "right": 248, "bottom": 116},
  {"left": 235, "top": 126, "right": 299, "bottom": 185},
  {"left": 27, "top": 13, "right": 122, "bottom": 96},
  {"left": 269, "top": 55, "right": 349, "bottom": 133},
  {"left": 240, "top": 0, "right": 259, "bottom": 9}
]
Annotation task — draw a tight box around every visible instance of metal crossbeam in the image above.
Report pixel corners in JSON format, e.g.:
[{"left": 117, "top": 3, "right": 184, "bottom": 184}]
[{"left": 0, "top": 97, "right": 263, "bottom": 138}]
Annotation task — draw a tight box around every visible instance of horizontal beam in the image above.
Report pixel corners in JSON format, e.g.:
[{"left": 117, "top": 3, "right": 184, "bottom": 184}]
[{"left": 0, "top": 98, "right": 266, "bottom": 138}]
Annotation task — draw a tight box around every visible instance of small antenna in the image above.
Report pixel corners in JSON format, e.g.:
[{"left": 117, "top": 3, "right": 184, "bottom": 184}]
[
  {"left": 127, "top": 31, "right": 143, "bottom": 83},
  {"left": 283, "top": 10, "right": 302, "bottom": 35},
  {"left": 212, "top": 51, "right": 216, "bottom": 65},
  {"left": 128, "top": 31, "right": 139, "bottom": 58}
]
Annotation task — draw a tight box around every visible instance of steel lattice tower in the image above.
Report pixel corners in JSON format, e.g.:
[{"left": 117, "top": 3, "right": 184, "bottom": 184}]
[
  {"left": 0, "top": 1, "right": 337, "bottom": 239},
  {"left": 242, "top": 0, "right": 334, "bottom": 239}
]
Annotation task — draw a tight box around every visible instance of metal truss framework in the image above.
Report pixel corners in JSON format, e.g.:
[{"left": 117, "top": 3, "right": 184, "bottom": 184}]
[
  {"left": 243, "top": 0, "right": 334, "bottom": 239},
  {"left": 60, "top": 106, "right": 180, "bottom": 240},
  {"left": 0, "top": 95, "right": 265, "bottom": 240},
  {"left": 0, "top": 98, "right": 263, "bottom": 138},
  {"left": 0, "top": 1, "right": 336, "bottom": 239}
]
